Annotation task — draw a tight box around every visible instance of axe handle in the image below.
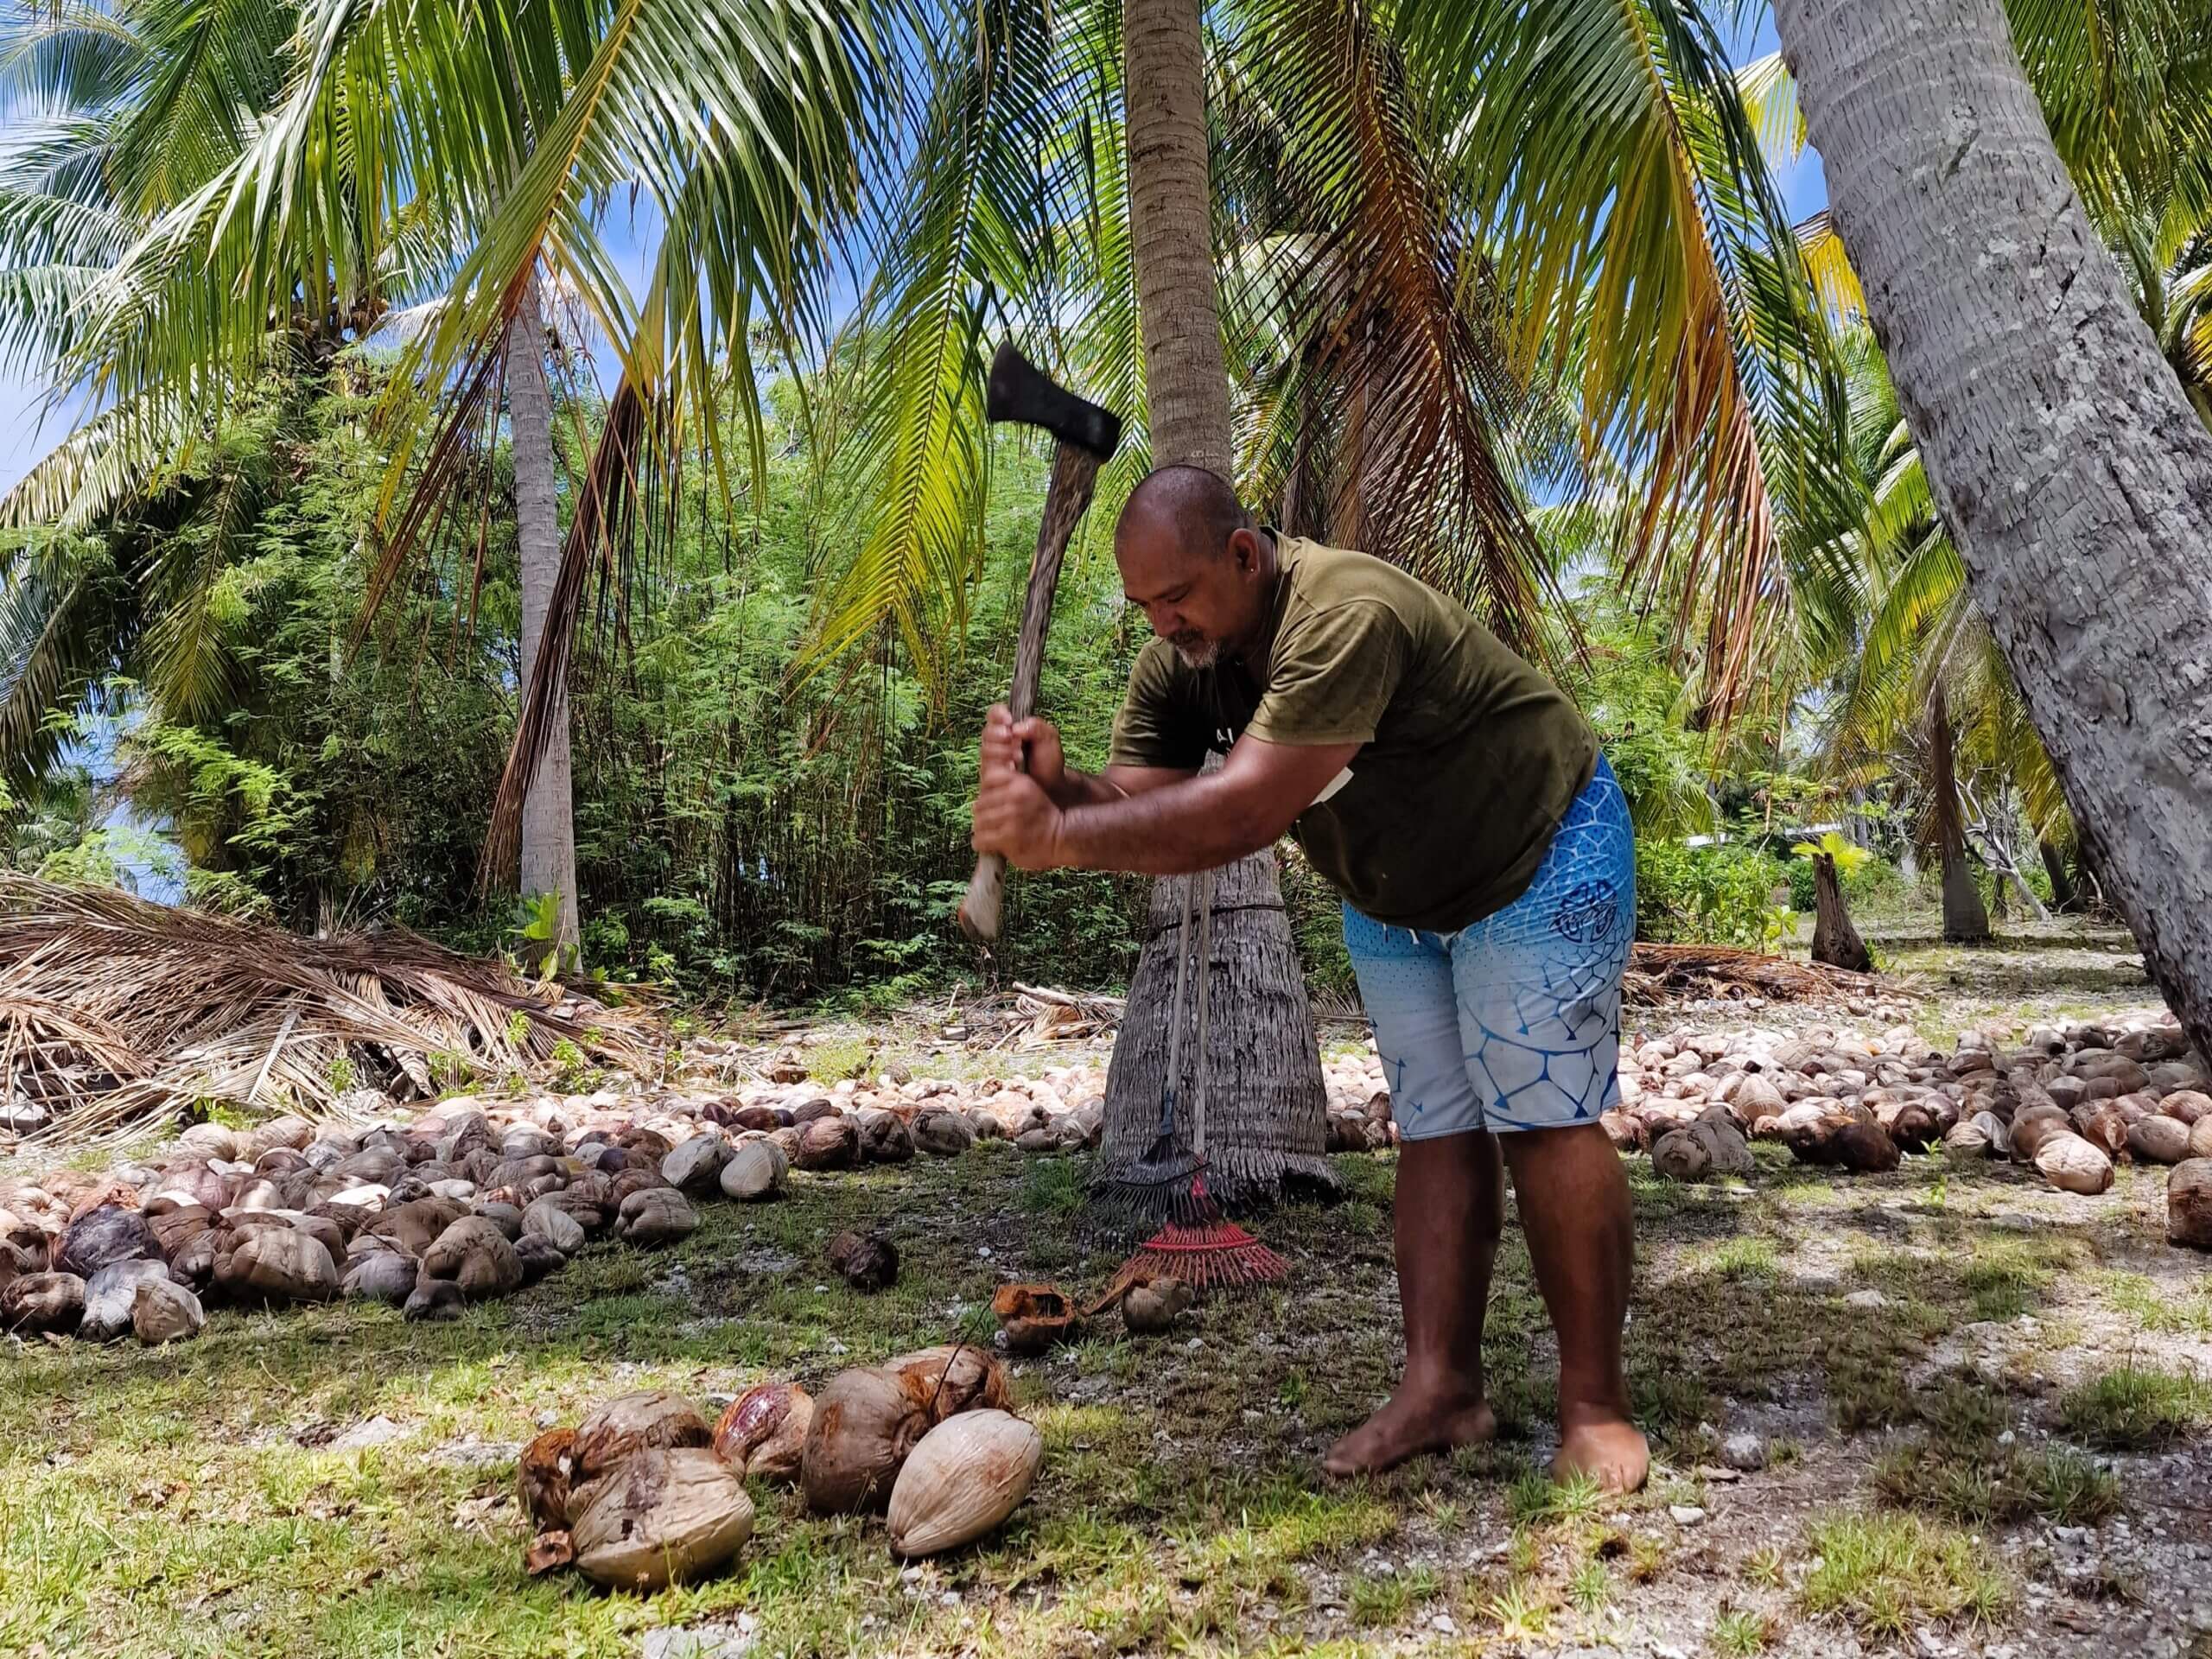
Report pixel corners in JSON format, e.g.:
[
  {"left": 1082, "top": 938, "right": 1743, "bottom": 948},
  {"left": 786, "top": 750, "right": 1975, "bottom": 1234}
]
[{"left": 959, "top": 442, "right": 1104, "bottom": 944}]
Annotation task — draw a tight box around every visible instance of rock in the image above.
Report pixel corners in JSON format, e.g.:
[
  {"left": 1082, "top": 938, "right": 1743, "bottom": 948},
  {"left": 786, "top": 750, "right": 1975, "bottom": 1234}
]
[
  {"left": 522, "top": 1198, "right": 587, "bottom": 1256},
  {"left": 796, "top": 1116, "right": 858, "bottom": 1172},
  {"left": 342, "top": 1248, "right": 419, "bottom": 1305},
  {"left": 856, "top": 1110, "right": 915, "bottom": 1164},
  {"left": 1669, "top": 1504, "right": 1706, "bottom": 1527},
  {"left": 2034, "top": 1133, "right": 2114, "bottom": 1196},
  {"left": 2128, "top": 1115, "right": 2194, "bottom": 1166},
  {"left": 826, "top": 1229, "right": 898, "bottom": 1292},
  {"left": 1719, "top": 1432, "right": 1765, "bottom": 1472},
  {"left": 663, "top": 1133, "right": 732, "bottom": 1193},
  {"left": 213, "top": 1228, "right": 340, "bottom": 1302},
  {"left": 80, "top": 1258, "right": 175, "bottom": 1340},
  {"left": 56, "top": 1205, "right": 160, "bottom": 1279},
  {"left": 717, "top": 1141, "right": 786, "bottom": 1202},
  {"left": 131, "top": 1275, "right": 204, "bottom": 1344},
  {"left": 617, "top": 1187, "right": 698, "bottom": 1247},
  {"left": 2160, "top": 1090, "right": 2211, "bottom": 1126},
  {"left": 2, "top": 1270, "right": 84, "bottom": 1333},
  {"left": 422, "top": 1217, "right": 524, "bottom": 1300},
  {"left": 2166, "top": 1159, "right": 2212, "bottom": 1248}
]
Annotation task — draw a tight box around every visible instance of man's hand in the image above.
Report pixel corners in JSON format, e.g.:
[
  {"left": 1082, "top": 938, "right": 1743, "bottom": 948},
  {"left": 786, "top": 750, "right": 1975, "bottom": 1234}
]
[
  {"left": 980, "top": 702, "right": 1065, "bottom": 796},
  {"left": 971, "top": 766, "right": 1066, "bottom": 870}
]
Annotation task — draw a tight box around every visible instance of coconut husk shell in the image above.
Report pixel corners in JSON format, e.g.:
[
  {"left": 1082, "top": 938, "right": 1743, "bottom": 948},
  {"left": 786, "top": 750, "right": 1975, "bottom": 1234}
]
[
  {"left": 524, "top": 1529, "right": 575, "bottom": 1576},
  {"left": 570, "top": 1447, "right": 754, "bottom": 1591},
  {"left": 992, "top": 1283, "right": 1078, "bottom": 1354},
  {"left": 712, "top": 1382, "right": 813, "bottom": 1482},
  {"left": 518, "top": 1427, "right": 580, "bottom": 1529},
  {"left": 573, "top": 1389, "right": 711, "bottom": 1482},
  {"left": 883, "top": 1345, "right": 1009, "bottom": 1423},
  {"left": 886, "top": 1409, "right": 1043, "bottom": 1557},
  {"left": 800, "top": 1366, "right": 931, "bottom": 1513}
]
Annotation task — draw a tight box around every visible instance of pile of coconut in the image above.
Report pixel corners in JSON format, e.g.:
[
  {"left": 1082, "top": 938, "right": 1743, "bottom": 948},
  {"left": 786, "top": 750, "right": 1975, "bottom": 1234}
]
[
  {"left": 520, "top": 1346, "right": 1041, "bottom": 1592},
  {"left": 1599, "top": 1012, "right": 2212, "bottom": 1249}
]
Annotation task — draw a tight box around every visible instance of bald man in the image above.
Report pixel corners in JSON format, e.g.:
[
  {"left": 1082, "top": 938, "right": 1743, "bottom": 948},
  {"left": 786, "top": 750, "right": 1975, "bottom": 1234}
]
[{"left": 969, "top": 464, "right": 1647, "bottom": 1491}]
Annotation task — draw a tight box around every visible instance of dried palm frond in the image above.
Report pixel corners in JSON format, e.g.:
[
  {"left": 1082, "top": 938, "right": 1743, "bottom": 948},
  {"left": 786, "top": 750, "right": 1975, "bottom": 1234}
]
[{"left": 0, "top": 874, "right": 654, "bottom": 1146}]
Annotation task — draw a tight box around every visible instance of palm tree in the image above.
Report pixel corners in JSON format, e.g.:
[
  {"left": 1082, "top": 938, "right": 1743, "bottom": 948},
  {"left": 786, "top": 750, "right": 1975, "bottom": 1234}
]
[{"left": 1773, "top": 0, "right": 2212, "bottom": 1053}]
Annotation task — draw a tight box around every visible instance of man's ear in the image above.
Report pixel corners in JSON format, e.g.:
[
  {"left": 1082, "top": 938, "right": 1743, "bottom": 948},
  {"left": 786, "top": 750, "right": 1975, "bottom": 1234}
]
[{"left": 1229, "top": 525, "right": 1263, "bottom": 574}]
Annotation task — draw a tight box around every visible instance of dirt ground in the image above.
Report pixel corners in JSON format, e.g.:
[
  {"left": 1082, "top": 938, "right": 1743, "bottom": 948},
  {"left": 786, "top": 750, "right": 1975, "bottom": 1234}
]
[{"left": 2, "top": 919, "right": 2209, "bottom": 1659}]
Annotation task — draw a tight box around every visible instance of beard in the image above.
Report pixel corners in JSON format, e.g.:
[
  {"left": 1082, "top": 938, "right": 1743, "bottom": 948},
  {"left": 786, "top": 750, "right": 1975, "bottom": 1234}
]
[{"left": 1171, "top": 633, "right": 1219, "bottom": 671}]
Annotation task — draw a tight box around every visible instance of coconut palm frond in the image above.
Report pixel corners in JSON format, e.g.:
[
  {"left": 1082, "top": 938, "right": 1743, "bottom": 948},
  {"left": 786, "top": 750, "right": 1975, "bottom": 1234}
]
[{"left": 0, "top": 874, "right": 655, "bottom": 1144}]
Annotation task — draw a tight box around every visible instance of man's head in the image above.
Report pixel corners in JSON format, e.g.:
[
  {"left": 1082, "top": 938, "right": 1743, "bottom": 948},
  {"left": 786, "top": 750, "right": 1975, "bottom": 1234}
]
[{"left": 1114, "top": 465, "right": 1273, "bottom": 670}]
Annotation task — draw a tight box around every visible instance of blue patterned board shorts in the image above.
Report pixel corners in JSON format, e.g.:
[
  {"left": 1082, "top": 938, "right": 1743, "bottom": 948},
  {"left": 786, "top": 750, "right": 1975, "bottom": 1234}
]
[{"left": 1343, "top": 755, "right": 1636, "bottom": 1138}]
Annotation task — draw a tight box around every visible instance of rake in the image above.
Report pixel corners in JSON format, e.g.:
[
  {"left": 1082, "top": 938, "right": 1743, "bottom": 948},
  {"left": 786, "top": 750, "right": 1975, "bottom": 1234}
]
[{"left": 1092, "top": 867, "right": 1287, "bottom": 1303}]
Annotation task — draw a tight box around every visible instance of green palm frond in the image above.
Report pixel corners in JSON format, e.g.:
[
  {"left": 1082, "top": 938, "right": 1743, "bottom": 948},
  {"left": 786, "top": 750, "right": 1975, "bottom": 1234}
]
[
  {"left": 797, "top": 0, "right": 1076, "bottom": 692},
  {"left": 1393, "top": 0, "right": 1847, "bottom": 703},
  {"left": 1217, "top": 0, "right": 1549, "bottom": 651}
]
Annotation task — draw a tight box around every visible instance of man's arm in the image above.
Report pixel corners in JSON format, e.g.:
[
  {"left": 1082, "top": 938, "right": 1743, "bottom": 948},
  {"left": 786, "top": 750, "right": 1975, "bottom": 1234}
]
[
  {"left": 982, "top": 707, "right": 1193, "bottom": 809},
  {"left": 972, "top": 728, "right": 1358, "bottom": 876}
]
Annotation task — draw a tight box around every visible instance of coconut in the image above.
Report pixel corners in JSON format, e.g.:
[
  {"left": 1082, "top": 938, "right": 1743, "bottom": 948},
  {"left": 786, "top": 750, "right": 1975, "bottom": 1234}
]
[
  {"left": 713, "top": 1382, "right": 814, "bottom": 1480},
  {"left": 801, "top": 1366, "right": 931, "bottom": 1513},
  {"left": 884, "top": 1345, "right": 1010, "bottom": 1423},
  {"left": 886, "top": 1409, "right": 1043, "bottom": 1557},
  {"left": 993, "top": 1283, "right": 1079, "bottom": 1354},
  {"left": 517, "top": 1427, "right": 580, "bottom": 1529},
  {"left": 826, "top": 1230, "right": 899, "bottom": 1291},
  {"left": 1121, "top": 1275, "right": 1192, "bottom": 1335},
  {"left": 616, "top": 1186, "right": 697, "bottom": 1247},
  {"left": 524, "top": 1529, "right": 575, "bottom": 1576},
  {"left": 574, "top": 1389, "right": 711, "bottom": 1481},
  {"left": 570, "top": 1447, "right": 755, "bottom": 1591}
]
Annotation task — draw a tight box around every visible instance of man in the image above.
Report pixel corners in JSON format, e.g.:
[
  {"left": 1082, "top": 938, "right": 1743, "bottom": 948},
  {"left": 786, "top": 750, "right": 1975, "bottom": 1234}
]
[{"left": 969, "top": 465, "right": 1647, "bottom": 1491}]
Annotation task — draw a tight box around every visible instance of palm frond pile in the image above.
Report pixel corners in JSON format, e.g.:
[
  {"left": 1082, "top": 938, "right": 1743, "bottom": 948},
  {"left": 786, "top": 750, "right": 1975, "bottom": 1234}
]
[{"left": 0, "top": 876, "right": 654, "bottom": 1146}]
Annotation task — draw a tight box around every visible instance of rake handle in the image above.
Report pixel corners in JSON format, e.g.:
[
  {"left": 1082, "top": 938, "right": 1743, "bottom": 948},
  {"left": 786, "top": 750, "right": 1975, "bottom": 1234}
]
[{"left": 960, "top": 442, "right": 1103, "bottom": 944}]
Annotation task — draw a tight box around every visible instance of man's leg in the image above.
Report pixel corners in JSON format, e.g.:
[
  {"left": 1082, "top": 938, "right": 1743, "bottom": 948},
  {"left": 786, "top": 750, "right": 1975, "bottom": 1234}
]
[
  {"left": 1321, "top": 1128, "right": 1502, "bottom": 1476},
  {"left": 1497, "top": 1123, "right": 1647, "bottom": 1491},
  {"left": 1326, "top": 909, "right": 1497, "bottom": 1478}
]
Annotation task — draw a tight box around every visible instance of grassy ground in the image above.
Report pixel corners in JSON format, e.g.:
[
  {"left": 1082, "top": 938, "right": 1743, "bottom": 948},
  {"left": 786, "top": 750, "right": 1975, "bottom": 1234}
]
[{"left": 3, "top": 922, "right": 2208, "bottom": 1659}]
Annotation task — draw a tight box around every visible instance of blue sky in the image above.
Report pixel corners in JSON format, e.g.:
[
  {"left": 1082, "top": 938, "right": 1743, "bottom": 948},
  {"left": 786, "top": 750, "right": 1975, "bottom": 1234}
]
[{"left": 0, "top": 13, "right": 1827, "bottom": 497}]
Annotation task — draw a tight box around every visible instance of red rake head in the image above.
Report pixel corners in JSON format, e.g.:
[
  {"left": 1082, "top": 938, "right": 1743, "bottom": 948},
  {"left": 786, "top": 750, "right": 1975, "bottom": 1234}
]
[{"left": 1109, "top": 1217, "right": 1287, "bottom": 1295}]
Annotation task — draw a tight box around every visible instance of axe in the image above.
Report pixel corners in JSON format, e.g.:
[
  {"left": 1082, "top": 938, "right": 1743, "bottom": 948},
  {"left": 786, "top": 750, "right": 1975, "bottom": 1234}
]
[{"left": 958, "top": 344, "right": 1124, "bottom": 944}]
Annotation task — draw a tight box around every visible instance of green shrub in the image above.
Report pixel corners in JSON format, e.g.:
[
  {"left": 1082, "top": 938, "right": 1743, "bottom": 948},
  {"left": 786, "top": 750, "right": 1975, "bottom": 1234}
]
[{"left": 1635, "top": 840, "right": 1790, "bottom": 949}]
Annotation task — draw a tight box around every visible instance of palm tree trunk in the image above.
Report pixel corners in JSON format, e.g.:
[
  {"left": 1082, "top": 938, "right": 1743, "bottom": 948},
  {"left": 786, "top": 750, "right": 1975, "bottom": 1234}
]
[
  {"left": 2039, "top": 838, "right": 2078, "bottom": 912},
  {"left": 1808, "top": 854, "right": 1873, "bottom": 972},
  {"left": 1928, "top": 683, "right": 1991, "bottom": 944},
  {"left": 1772, "top": 0, "right": 2212, "bottom": 1053},
  {"left": 505, "top": 275, "right": 581, "bottom": 963},
  {"left": 1103, "top": 0, "right": 1333, "bottom": 1205}
]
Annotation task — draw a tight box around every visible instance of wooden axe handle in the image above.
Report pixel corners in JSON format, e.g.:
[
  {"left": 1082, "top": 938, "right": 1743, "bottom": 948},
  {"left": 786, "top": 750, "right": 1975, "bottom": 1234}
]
[{"left": 959, "top": 442, "right": 1104, "bottom": 944}]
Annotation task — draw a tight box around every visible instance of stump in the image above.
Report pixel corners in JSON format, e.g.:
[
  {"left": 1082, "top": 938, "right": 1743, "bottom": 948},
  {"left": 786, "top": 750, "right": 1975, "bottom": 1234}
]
[
  {"left": 1098, "top": 849, "right": 1337, "bottom": 1209},
  {"left": 1807, "top": 854, "right": 1873, "bottom": 973}
]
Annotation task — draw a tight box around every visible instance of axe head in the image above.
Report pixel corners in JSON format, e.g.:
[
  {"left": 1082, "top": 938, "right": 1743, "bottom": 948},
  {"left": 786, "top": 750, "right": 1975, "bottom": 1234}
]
[{"left": 987, "top": 343, "right": 1122, "bottom": 461}]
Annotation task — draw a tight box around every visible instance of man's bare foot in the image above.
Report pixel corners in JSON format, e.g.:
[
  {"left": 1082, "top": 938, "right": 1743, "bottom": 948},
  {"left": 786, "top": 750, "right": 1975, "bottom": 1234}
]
[
  {"left": 1552, "top": 1406, "right": 1649, "bottom": 1493},
  {"left": 1322, "top": 1385, "right": 1496, "bottom": 1478}
]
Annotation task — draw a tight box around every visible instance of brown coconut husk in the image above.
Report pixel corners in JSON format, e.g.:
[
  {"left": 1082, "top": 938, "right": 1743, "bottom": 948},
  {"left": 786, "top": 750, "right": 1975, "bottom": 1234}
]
[
  {"left": 712, "top": 1383, "right": 813, "bottom": 1482},
  {"left": 517, "top": 1427, "right": 580, "bottom": 1529},
  {"left": 800, "top": 1366, "right": 930, "bottom": 1514},
  {"left": 993, "top": 1283, "right": 1080, "bottom": 1353},
  {"left": 572, "top": 1390, "right": 710, "bottom": 1482},
  {"left": 882, "top": 1344, "right": 1009, "bottom": 1423}
]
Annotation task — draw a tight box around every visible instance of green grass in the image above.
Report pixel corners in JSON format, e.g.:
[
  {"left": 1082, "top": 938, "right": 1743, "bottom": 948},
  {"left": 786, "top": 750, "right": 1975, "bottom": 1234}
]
[
  {"left": 1712, "top": 1605, "right": 1775, "bottom": 1656},
  {"left": 2102, "top": 1270, "right": 2212, "bottom": 1337},
  {"left": 2059, "top": 1363, "right": 2212, "bottom": 1449},
  {"left": 1798, "top": 1512, "right": 2012, "bottom": 1636}
]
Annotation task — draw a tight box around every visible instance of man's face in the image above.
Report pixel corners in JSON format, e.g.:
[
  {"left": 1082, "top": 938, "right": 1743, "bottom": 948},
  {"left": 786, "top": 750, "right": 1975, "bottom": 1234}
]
[{"left": 1116, "top": 522, "right": 1264, "bottom": 670}]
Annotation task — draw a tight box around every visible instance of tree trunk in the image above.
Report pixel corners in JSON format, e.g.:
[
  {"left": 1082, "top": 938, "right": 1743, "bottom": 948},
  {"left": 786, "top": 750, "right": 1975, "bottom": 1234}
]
[
  {"left": 2039, "top": 838, "right": 2078, "bottom": 912},
  {"left": 1103, "top": 0, "right": 1333, "bottom": 1205},
  {"left": 1928, "top": 683, "right": 1991, "bottom": 943},
  {"left": 505, "top": 275, "right": 581, "bottom": 963},
  {"left": 1773, "top": 0, "right": 2212, "bottom": 1055},
  {"left": 1808, "top": 855, "right": 1874, "bottom": 972}
]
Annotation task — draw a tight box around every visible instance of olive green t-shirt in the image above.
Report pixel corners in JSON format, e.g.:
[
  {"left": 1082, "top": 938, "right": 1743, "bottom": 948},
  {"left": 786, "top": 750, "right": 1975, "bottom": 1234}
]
[{"left": 1108, "top": 534, "right": 1597, "bottom": 932}]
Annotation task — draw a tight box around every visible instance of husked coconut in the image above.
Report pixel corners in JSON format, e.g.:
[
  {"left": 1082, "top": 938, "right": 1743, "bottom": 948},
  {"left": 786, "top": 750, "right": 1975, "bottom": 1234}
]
[
  {"left": 2034, "top": 1133, "right": 2113, "bottom": 1196},
  {"left": 2129, "top": 1115, "right": 2194, "bottom": 1166},
  {"left": 2, "top": 1270, "right": 84, "bottom": 1333},
  {"left": 886, "top": 1410, "right": 1043, "bottom": 1557},
  {"left": 1121, "top": 1275, "right": 1192, "bottom": 1335},
  {"left": 570, "top": 1447, "right": 754, "bottom": 1591},
  {"left": 801, "top": 1366, "right": 930, "bottom": 1513},
  {"left": 2170, "top": 1160, "right": 2212, "bottom": 1249},
  {"left": 717, "top": 1141, "right": 786, "bottom": 1202},
  {"left": 827, "top": 1230, "right": 899, "bottom": 1291},
  {"left": 712, "top": 1382, "right": 813, "bottom": 1480},
  {"left": 616, "top": 1187, "right": 697, "bottom": 1247},
  {"left": 574, "top": 1389, "right": 711, "bottom": 1480}
]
